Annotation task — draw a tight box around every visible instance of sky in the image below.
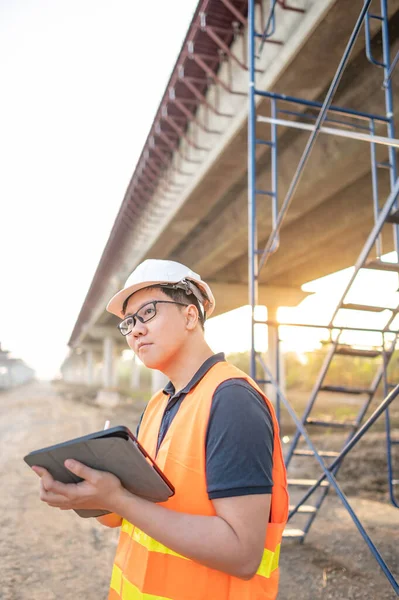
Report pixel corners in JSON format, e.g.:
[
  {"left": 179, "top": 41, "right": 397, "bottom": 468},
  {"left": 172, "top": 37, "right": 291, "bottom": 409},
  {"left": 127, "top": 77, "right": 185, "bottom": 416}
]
[
  {"left": 1, "top": 1, "right": 398, "bottom": 379},
  {"left": 0, "top": 0, "right": 198, "bottom": 377}
]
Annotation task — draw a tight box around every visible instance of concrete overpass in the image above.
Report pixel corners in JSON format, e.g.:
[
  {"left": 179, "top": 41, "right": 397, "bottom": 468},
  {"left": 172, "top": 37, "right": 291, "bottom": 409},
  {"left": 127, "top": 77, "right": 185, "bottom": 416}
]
[{"left": 63, "top": 0, "right": 399, "bottom": 392}]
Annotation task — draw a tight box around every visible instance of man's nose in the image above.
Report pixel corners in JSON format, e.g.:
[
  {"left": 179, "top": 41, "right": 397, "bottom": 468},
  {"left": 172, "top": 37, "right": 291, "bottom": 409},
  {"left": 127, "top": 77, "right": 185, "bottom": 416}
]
[{"left": 131, "top": 318, "right": 147, "bottom": 337}]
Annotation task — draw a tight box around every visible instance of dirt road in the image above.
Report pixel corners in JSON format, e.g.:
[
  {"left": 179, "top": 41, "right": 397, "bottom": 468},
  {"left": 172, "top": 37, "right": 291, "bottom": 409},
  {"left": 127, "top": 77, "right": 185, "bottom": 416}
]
[{"left": 0, "top": 382, "right": 398, "bottom": 599}]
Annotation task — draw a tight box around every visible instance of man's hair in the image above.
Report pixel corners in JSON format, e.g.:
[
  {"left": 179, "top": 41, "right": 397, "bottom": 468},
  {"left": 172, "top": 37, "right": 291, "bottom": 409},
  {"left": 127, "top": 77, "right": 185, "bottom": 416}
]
[{"left": 122, "top": 285, "right": 205, "bottom": 330}]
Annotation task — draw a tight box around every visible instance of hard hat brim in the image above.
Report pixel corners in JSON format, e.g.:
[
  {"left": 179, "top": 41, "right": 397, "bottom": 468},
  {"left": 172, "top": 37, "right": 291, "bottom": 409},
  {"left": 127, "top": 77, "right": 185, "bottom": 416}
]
[{"left": 107, "top": 279, "right": 215, "bottom": 319}]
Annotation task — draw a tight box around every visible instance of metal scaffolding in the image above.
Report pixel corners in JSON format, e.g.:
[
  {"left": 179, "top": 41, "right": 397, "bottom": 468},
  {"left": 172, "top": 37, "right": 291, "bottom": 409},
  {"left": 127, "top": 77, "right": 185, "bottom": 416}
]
[{"left": 248, "top": 0, "right": 398, "bottom": 593}]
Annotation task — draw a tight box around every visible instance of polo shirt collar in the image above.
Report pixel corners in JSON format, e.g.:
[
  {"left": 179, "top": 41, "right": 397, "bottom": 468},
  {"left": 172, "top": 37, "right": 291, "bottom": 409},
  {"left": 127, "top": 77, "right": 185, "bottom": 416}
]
[{"left": 163, "top": 352, "right": 225, "bottom": 398}]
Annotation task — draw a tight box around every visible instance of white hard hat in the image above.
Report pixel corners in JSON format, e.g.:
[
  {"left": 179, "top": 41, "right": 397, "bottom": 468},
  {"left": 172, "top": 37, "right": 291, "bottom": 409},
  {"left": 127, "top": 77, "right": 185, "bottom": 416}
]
[{"left": 106, "top": 259, "right": 215, "bottom": 319}]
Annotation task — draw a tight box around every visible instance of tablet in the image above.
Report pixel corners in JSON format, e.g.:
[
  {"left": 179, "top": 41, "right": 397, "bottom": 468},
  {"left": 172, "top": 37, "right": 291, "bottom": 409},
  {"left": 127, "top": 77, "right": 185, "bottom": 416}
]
[{"left": 24, "top": 425, "right": 174, "bottom": 518}]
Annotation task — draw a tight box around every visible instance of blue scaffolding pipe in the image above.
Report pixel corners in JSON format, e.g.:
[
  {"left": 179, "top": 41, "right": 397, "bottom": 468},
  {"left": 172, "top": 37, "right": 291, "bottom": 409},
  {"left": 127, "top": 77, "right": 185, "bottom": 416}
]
[
  {"left": 288, "top": 384, "right": 399, "bottom": 519},
  {"left": 270, "top": 98, "right": 278, "bottom": 246},
  {"left": 383, "top": 47, "right": 399, "bottom": 87},
  {"left": 380, "top": 0, "right": 399, "bottom": 509},
  {"left": 277, "top": 108, "right": 372, "bottom": 132},
  {"left": 381, "top": 0, "right": 399, "bottom": 226},
  {"left": 365, "top": 10, "right": 386, "bottom": 68},
  {"left": 248, "top": 0, "right": 257, "bottom": 380},
  {"left": 382, "top": 340, "right": 399, "bottom": 508},
  {"left": 257, "top": 115, "right": 399, "bottom": 147},
  {"left": 253, "top": 89, "right": 390, "bottom": 123},
  {"left": 369, "top": 119, "right": 383, "bottom": 257},
  {"left": 255, "top": 319, "right": 399, "bottom": 336},
  {"left": 258, "top": 0, "right": 278, "bottom": 56},
  {"left": 257, "top": 355, "right": 399, "bottom": 595},
  {"left": 257, "top": 0, "right": 373, "bottom": 271}
]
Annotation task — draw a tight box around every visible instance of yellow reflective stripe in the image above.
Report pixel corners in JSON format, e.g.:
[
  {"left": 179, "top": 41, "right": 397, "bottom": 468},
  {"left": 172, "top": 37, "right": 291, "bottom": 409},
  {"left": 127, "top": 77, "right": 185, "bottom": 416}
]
[
  {"left": 132, "top": 527, "right": 189, "bottom": 561},
  {"left": 121, "top": 519, "right": 134, "bottom": 537},
  {"left": 110, "top": 564, "right": 122, "bottom": 594},
  {"left": 256, "top": 543, "right": 280, "bottom": 579},
  {"left": 122, "top": 575, "right": 172, "bottom": 600},
  {"left": 271, "top": 542, "right": 280, "bottom": 572}
]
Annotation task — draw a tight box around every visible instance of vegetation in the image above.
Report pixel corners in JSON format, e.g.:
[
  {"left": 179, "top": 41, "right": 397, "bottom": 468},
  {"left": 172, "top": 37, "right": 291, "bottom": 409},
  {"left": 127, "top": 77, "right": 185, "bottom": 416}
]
[
  {"left": 227, "top": 348, "right": 399, "bottom": 392},
  {"left": 112, "top": 347, "right": 399, "bottom": 406}
]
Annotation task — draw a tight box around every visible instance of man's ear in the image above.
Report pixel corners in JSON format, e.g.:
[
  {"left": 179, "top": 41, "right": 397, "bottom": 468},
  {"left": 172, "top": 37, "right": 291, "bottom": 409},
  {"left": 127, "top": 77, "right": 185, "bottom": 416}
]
[{"left": 185, "top": 304, "right": 199, "bottom": 330}]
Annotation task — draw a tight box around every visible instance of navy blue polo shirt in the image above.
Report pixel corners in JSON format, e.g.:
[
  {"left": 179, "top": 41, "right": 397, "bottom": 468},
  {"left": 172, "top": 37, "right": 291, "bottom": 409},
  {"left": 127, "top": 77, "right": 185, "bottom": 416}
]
[{"left": 136, "top": 353, "right": 274, "bottom": 499}]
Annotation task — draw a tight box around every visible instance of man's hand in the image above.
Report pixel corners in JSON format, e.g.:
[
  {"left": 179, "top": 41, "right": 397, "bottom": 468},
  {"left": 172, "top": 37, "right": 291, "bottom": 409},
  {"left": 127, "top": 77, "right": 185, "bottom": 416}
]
[{"left": 31, "top": 460, "right": 127, "bottom": 512}]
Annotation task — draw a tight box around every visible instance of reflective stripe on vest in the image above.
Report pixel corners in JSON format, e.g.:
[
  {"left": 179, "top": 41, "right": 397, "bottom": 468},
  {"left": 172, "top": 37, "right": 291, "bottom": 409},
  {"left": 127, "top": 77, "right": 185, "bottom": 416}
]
[
  {"left": 109, "top": 362, "right": 288, "bottom": 600},
  {"left": 110, "top": 563, "right": 172, "bottom": 600},
  {"left": 120, "top": 524, "right": 280, "bottom": 579},
  {"left": 110, "top": 541, "right": 281, "bottom": 600}
]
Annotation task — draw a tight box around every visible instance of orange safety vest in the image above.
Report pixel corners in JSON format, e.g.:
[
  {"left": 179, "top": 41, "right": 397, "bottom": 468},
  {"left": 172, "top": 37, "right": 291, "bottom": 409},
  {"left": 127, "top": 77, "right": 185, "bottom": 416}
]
[{"left": 108, "top": 361, "right": 288, "bottom": 600}]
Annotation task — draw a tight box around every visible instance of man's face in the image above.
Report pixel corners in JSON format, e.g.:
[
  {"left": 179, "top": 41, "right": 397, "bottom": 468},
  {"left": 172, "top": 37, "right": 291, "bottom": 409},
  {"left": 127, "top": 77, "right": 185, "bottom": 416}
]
[{"left": 123, "top": 287, "right": 189, "bottom": 370}]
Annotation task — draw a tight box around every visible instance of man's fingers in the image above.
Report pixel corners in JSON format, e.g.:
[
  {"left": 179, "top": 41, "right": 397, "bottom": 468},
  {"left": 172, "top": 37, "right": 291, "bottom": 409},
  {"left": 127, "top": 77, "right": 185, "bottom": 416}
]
[
  {"left": 32, "top": 466, "right": 49, "bottom": 478},
  {"left": 39, "top": 474, "right": 75, "bottom": 498},
  {"left": 32, "top": 466, "right": 57, "bottom": 492},
  {"left": 40, "top": 488, "right": 70, "bottom": 505},
  {"left": 64, "top": 459, "right": 98, "bottom": 482}
]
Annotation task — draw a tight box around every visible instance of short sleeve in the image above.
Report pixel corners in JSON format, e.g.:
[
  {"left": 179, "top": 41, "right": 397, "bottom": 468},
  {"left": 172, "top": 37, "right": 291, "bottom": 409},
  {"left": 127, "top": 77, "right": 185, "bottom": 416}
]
[{"left": 205, "top": 379, "right": 274, "bottom": 500}]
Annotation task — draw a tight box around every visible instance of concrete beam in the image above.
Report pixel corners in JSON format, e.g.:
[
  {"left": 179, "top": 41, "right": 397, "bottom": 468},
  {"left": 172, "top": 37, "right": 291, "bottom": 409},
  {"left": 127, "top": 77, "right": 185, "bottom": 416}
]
[
  {"left": 271, "top": 223, "right": 393, "bottom": 287},
  {"left": 169, "top": 44, "right": 399, "bottom": 280},
  {"left": 210, "top": 283, "right": 310, "bottom": 317},
  {"left": 90, "top": 325, "right": 122, "bottom": 341},
  {"left": 69, "top": 0, "right": 334, "bottom": 351},
  {"left": 148, "top": 0, "right": 386, "bottom": 265},
  {"left": 69, "top": 3, "right": 399, "bottom": 349},
  {"left": 218, "top": 171, "right": 394, "bottom": 286}
]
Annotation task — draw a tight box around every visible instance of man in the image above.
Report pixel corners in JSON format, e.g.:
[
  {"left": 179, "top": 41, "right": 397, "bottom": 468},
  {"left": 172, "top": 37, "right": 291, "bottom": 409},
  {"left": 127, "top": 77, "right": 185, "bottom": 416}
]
[{"left": 33, "top": 259, "right": 288, "bottom": 600}]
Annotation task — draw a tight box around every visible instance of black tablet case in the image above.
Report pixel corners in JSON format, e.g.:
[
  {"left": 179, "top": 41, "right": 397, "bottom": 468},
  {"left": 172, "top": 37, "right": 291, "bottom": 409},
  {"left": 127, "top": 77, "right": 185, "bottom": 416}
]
[{"left": 24, "top": 427, "right": 174, "bottom": 518}]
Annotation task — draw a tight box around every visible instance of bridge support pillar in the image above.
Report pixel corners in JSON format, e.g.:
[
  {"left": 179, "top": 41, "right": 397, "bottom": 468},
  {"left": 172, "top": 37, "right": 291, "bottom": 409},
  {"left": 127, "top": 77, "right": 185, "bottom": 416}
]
[
  {"left": 131, "top": 357, "right": 140, "bottom": 390},
  {"left": 266, "top": 305, "right": 286, "bottom": 406},
  {"left": 102, "top": 336, "right": 116, "bottom": 389},
  {"left": 151, "top": 369, "right": 168, "bottom": 395},
  {"left": 86, "top": 350, "right": 94, "bottom": 386}
]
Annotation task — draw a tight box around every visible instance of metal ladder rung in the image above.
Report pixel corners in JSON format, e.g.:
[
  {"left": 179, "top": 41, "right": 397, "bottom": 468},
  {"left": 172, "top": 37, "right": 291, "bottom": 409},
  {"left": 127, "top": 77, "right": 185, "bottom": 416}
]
[
  {"left": 255, "top": 138, "right": 273, "bottom": 147},
  {"left": 377, "top": 161, "right": 392, "bottom": 169},
  {"left": 288, "top": 478, "right": 329, "bottom": 487},
  {"left": 392, "top": 480, "right": 399, "bottom": 485},
  {"left": 255, "top": 189, "right": 275, "bottom": 197},
  {"left": 293, "top": 449, "right": 339, "bottom": 458},
  {"left": 364, "top": 260, "right": 399, "bottom": 272},
  {"left": 306, "top": 419, "right": 356, "bottom": 429},
  {"left": 320, "top": 385, "right": 371, "bottom": 395},
  {"left": 341, "top": 302, "right": 388, "bottom": 313},
  {"left": 288, "top": 504, "right": 317, "bottom": 514},
  {"left": 335, "top": 345, "right": 381, "bottom": 358},
  {"left": 283, "top": 528, "right": 305, "bottom": 539},
  {"left": 386, "top": 209, "right": 399, "bottom": 224}
]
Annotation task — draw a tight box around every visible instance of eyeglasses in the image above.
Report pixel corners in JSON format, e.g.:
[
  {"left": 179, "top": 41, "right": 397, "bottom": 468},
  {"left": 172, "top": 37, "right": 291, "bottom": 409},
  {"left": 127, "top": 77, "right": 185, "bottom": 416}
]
[{"left": 117, "top": 300, "right": 189, "bottom": 336}]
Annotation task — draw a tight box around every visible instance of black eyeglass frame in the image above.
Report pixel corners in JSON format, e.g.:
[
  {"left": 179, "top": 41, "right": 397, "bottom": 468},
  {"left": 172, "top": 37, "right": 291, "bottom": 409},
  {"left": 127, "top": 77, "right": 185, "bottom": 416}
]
[{"left": 117, "top": 300, "right": 189, "bottom": 336}]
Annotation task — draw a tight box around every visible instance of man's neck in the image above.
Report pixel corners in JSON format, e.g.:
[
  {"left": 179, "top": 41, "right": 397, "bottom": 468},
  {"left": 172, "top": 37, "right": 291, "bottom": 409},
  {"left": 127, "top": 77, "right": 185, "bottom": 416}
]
[{"left": 162, "top": 339, "right": 214, "bottom": 393}]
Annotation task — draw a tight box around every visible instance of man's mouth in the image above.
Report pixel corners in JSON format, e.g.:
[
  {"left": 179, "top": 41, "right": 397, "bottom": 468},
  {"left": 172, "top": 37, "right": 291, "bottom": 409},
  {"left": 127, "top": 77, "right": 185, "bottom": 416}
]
[{"left": 137, "top": 343, "right": 152, "bottom": 351}]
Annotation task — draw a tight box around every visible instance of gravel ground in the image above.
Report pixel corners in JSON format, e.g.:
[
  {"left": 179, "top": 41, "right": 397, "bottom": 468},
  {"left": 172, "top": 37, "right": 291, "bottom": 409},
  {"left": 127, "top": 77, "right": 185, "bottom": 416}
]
[{"left": 0, "top": 382, "right": 398, "bottom": 599}]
